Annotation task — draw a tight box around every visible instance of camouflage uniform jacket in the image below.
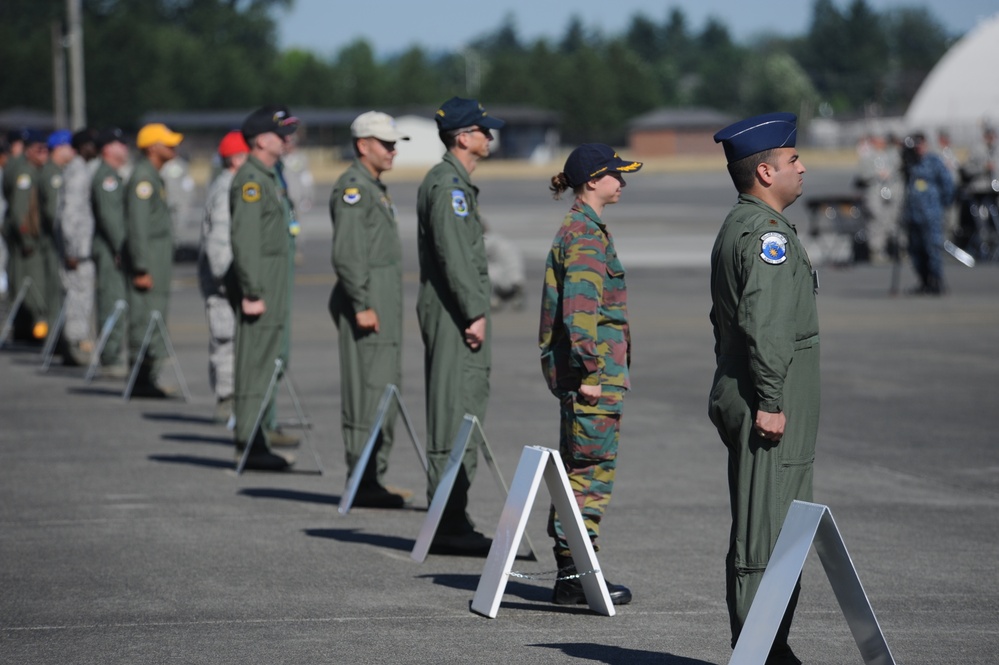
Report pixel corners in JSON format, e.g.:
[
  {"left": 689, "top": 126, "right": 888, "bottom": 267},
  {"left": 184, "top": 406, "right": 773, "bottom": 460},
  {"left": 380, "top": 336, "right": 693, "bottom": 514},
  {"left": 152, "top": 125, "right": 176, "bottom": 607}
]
[
  {"left": 197, "top": 168, "right": 235, "bottom": 299},
  {"left": 90, "top": 159, "right": 126, "bottom": 258},
  {"left": 539, "top": 200, "right": 630, "bottom": 412},
  {"left": 59, "top": 156, "right": 99, "bottom": 259}
]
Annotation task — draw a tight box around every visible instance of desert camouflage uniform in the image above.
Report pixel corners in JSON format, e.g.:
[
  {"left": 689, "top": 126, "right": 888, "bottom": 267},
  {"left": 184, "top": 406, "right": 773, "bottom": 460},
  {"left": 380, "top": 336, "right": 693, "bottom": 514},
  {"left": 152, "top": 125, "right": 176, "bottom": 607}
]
[
  {"left": 57, "top": 155, "right": 99, "bottom": 346},
  {"left": 539, "top": 200, "right": 630, "bottom": 557},
  {"left": 198, "top": 168, "right": 236, "bottom": 402}
]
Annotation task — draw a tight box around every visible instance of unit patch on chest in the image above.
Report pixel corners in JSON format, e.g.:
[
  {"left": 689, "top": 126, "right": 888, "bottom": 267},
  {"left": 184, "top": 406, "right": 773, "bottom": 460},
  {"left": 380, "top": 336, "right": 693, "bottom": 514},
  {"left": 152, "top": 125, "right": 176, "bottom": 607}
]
[
  {"left": 343, "top": 187, "right": 361, "bottom": 205},
  {"left": 760, "top": 231, "right": 788, "bottom": 265},
  {"left": 135, "top": 181, "right": 154, "bottom": 200},
  {"left": 451, "top": 189, "right": 468, "bottom": 217},
  {"left": 16, "top": 173, "right": 31, "bottom": 190},
  {"left": 242, "top": 182, "right": 261, "bottom": 203},
  {"left": 102, "top": 176, "right": 118, "bottom": 192}
]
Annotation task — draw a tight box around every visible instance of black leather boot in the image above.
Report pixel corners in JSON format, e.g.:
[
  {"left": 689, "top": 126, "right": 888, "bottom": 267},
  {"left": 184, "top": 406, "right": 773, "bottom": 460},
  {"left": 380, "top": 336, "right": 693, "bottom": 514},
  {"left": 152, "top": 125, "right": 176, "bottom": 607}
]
[{"left": 551, "top": 555, "right": 632, "bottom": 605}]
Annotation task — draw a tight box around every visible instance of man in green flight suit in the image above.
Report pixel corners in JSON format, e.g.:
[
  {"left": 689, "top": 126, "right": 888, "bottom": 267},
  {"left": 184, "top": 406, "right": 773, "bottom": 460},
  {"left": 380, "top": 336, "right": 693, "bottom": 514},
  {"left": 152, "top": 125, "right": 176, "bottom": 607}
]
[
  {"left": 229, "top": 105, "right": 300, "bottom": 472},
  {"left": 417, "top": 97, "right": 504, "bottom": 555},
  {"left": 38, "top": 130, "right": 77, "bottom": 339},
  {"left": 329, "top": 111, "right": 412, "bottom": 507},
  {"left": 2, "top": 129, "right": 50, "bottom": 341},
  {"left": 125, "top": 123, "right": 183, "bottom": 397},
  {"left": 90, "top": 128, "right": 130, "bottom": 376},
  {"left": 709, "top": 113, "right": 820, "bottom": 665}
]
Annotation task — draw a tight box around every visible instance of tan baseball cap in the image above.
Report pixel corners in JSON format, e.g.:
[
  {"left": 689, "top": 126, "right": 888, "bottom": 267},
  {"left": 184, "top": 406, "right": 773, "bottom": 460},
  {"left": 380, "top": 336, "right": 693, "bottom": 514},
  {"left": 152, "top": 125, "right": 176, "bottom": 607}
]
[{"left": 351, "top": 111, "right": 409, "bottom": 142}]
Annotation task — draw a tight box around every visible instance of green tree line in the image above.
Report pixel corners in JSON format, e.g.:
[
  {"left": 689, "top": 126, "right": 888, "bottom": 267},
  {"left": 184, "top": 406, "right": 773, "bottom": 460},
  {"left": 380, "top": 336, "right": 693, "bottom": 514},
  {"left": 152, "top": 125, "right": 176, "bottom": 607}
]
[{"left": 0, "top": 0, "right": 953, "bottom": 144}]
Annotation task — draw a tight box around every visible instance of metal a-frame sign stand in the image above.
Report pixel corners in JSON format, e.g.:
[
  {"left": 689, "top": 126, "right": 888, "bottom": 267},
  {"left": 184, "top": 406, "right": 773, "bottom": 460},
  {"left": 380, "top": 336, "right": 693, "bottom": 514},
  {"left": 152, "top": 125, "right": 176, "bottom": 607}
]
[
  {"left": 0, "top": 276, "right": 33, "bottom": 349},
  {"left": 411, "top": 414, "right": 538, "bottom": 564},
  {"left": 234, "top": 357, "right": 323, "bottom": 476},
  {"left": 122, "top": 310, "right": 191, "bottom": 402},
  {"left": 470, "top": 445, "right": 615, "bottom": 618},
  {"left": 338, "top": 384, "right": 427, "bottom": 514},
  {"left": 84, "top": 299, "right": 127, "bottom": 383},
  {"left": 38, "top": 300, "right": 68, "bottom": 371},
  {"left": 729, "top": 500, "right": 896, "bottom": 665}
]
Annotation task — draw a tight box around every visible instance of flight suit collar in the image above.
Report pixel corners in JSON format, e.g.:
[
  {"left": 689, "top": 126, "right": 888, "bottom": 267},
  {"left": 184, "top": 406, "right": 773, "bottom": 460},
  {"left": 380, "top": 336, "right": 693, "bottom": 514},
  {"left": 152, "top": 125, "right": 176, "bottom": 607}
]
[
  {"left": 737, "top": 192, "right": 795, "bottom": 232},
  {"left": 442, "top": 151, "right": 477, "bottom": 194},
  {"left": 350, "top": 158, "right": 387, "bottom": 194}
]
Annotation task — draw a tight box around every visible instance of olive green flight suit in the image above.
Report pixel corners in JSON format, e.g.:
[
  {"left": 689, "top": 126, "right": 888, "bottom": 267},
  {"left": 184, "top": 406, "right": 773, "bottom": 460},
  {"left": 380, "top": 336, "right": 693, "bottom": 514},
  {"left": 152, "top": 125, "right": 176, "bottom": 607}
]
[
  {"left": 38, "top": 160, "right": 65, "bottom": 325},
  {"left": 229, "top": 155, "right": 294, "bottom": 451},
  {"left": 124, "top": 156, "right": 173, "bottom": 382},
  {"left": 708, "top": 193, "right": 820, "bottom": 648},
  {"left": 90, "top": 159, "right": 128, "bottom": 365},
  {"left": 2, "top": 155, "right": 47, "bottom": 334},
  {"left": 416, "top": 152, "right": 491, "bottom": 532},
  {"left": 329, "top": 159, "right": 403, "bottom": 483}
]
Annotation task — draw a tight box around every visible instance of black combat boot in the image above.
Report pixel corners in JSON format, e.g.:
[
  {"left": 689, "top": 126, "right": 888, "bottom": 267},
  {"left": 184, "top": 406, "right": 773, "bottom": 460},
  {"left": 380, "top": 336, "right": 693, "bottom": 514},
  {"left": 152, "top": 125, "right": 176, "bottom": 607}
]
[{"left": 552, "top": 554, "right": 632, "bottom": 605}]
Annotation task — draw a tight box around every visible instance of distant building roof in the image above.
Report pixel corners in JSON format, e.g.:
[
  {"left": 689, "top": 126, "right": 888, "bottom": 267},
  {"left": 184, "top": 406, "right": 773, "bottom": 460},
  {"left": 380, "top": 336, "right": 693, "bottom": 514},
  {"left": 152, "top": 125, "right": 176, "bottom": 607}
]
[
  {"left": 0, "top": 107, "right": 55, "bottom": 131},
  {"left": 629, "top": 108, "right": 735, "bottom": 131}
]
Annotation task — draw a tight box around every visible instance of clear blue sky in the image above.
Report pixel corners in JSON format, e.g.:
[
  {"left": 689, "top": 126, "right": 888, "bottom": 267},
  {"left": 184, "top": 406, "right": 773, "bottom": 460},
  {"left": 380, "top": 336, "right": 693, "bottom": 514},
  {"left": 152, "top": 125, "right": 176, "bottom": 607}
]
[{"left": 275, "top": 0, "right": 996, "bottom": 58}]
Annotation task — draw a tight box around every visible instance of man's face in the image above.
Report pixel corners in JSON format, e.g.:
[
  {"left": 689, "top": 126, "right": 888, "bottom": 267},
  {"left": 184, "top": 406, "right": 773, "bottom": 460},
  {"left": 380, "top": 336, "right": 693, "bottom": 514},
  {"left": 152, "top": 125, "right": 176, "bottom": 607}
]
[
  {"left": 25, "top": 143, "right": 48, "bottom": 167},
  {"left": 52, "top": 144, "right": 75, "bottom": 166},
  {"left": 104, "top": 140, "right": 128, "bottom": 167},
  {"left": 768, "top": 147, "right": 806, "bottom": 207},
  {"left": 257, "top": 131, "right": 286, "bottom": 160},
  {"left": 462, "top": 126, "right": 493, "bottom": 159},
  {"left": 359, "top": 137, "right": 397, "bottom": 176}
]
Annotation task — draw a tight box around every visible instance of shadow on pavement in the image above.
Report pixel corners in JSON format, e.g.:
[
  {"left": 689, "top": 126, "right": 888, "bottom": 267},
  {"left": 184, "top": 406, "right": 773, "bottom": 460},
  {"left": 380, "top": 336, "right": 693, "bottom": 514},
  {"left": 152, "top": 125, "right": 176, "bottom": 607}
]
[
  {"left": 529, "top": 643, "right": 717, "bottom": 665},
  {"left": 144, "top": 412, "right": 219, "bottom": 426},
  {"left": 304, "top": 527, "right": 413, "bottom": 552},
  {"left": 161, "top": 432, "right": 232, "bottom": 446},
  {"left": 68, "top": 386, "right": 125, "bottom": 397},
  {"left": 148, "top": 453, "right": 234, "bottom": 469},
  {"left": 241, "top": 488, "right": 340, "bottom": 505}
]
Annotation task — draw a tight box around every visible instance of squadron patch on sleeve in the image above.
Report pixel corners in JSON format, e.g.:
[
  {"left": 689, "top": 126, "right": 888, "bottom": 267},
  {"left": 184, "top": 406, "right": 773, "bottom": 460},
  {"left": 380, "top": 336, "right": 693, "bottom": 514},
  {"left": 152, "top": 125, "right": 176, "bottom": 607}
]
[
  {"left": 102, "top": 176, "right": 118, "bottom": 192},
  {"left": 135, "top": 181, "right": 154, "bottom": 200},
  {"left": 343, "top": 187, "right": 361, "bottom": 205},
  {"left": 16, "top": 173, "right": 31, "bottom": 190},
  {"left": 451, "top": 189, "right": 469, "bottom": 217},
  {"left": 242, "top": 182, "right": 261, "bottom": 203},
  {"left": 760, "top": 231, "right": 788, "bottom": 265}
]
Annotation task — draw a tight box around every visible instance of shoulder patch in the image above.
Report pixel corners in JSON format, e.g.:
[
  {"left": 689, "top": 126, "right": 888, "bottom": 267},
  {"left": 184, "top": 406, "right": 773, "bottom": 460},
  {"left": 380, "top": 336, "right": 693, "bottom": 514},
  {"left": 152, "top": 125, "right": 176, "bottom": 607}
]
[
  {"left": 135, "top": 181, "right": 154, "bottom": 200},
  {"left": 760, "top": 231, "right": 788, "bottom": 265},
  {"left": 16, "top": 173, "right": 31, "bottom": 190},
  {"left": 242, "top": 182, "right": 261, "bottom": 203},
  {"left": 451, "top": 189, "right": 469, "bottom": 217},
  {"left": 102, "top": 176, "right": 119, "bottom": 192},
  {"left": 51, "top": 175, "right": 63, "bottom": 189},
  {"left": 343, "top": 187, "right": 361, "bottom": 205}
]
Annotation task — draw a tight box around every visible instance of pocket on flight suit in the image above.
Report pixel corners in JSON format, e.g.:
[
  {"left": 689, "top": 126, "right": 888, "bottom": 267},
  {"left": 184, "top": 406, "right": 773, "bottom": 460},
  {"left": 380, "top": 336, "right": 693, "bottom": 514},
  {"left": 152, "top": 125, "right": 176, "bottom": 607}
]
[{"left": 359, "top": 339, "right": 399, "bottom": 391}]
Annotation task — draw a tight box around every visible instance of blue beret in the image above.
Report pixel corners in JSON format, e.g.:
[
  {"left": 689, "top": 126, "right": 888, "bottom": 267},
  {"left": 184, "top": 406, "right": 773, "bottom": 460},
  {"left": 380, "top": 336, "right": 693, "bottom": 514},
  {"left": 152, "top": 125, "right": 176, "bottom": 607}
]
[
  {"left": 47, "top": 130, "right": 73, "bottom": 149},
  {"left": 564, "top": 143, "right": 643, "bottom": 188},
  {"left": 713, "top": 112, "right": 797, "bottom": 163},
  {"left": 435, "top": 97, "right": 504, "bottom": 131}
]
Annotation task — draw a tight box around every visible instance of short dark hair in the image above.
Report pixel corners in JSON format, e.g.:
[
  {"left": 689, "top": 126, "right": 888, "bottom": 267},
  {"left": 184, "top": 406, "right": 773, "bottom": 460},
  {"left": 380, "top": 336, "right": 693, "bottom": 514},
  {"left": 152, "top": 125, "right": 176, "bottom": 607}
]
[
  {"left": 440, "top": 126, "right": 475, "bottom": 149},
  {"left": 727, "top": 148, "right": 778, "bottom": 193}
]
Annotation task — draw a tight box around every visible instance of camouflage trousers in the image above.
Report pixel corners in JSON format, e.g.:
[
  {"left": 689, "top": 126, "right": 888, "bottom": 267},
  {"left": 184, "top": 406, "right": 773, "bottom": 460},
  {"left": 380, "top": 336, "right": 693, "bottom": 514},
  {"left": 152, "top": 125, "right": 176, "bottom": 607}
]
[
  {"left": 204, "top": 293, "right": 235, "bottom": 400},
  {"left": 59, "top": 259, "right": 95, "bottom": 344},
  {"left": 549, "top": 394, "right": 621, "bottom": 557}
]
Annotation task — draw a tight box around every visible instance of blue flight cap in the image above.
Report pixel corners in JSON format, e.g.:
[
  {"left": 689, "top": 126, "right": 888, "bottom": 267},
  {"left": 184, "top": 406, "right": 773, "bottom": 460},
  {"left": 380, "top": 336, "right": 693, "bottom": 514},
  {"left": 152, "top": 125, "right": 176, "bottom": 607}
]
[
  {"left": 47, "top": 129, "right": 73, "bottom": 149},
  {"left": 563, "top": 143, "right": 643, "bottom": 188},
  {"left": 24, "top": 129, "right": 48, "bottom": 147},
  {"left": 435, "top": 97, "right": 505, "bottom": 131},
  {"left": 713, "top": 112, "right": 797, "bottom": 163}
]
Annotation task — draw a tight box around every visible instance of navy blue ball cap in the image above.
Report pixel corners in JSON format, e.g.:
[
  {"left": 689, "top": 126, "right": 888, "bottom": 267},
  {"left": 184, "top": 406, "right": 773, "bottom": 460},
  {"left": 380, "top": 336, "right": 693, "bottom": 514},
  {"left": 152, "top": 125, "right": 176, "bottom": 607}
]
[
  {"left": 563, "top": 143, "right": 643, "bottom": 188},
  {"left": 714, "top": 112, "right": 797, "bottom": 163},
  {"left": 242, "top": 105, "right": 299, "bottom": 141},
  {"left": 435, "top": 97, "right": 505, "bottom": 131},
  {"left": 24, "top": 129, "right": 48, "bottom": 146},
  {"left": 96, "top": 127, "right": 127, "bottom": 149}
]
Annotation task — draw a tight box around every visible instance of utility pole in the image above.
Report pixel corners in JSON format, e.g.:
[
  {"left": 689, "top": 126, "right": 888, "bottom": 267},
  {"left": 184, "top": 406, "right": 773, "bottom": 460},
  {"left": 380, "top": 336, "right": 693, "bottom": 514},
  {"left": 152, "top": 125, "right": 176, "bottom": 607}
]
[
  {"left": 67, "top": 0, "right": 86, "bottom": 129},
  {"left": 51, "top": 22, "right": 68, "bottom": 129}
]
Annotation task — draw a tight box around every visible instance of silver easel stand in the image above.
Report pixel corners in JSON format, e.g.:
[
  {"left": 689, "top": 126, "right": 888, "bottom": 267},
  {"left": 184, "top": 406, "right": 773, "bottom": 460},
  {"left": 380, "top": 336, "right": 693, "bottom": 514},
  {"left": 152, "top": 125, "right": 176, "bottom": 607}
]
[
  {"left": 470, "top": 445, "right": 614, "bottom": 618},
  {"left": 39, "top": 300, "right": 68, "bottom": 371},
  {"left": 411, "top": 414, "right": 537, "bottom": 563},
  {"left": 729, "top": 501, "right": 896, "bottom": 665},
  {"left": 0, "top": 277, "right": 33, "bottom": 349},
  {"left": 122, "top": 310, "right": 191, "bottom": 402},
  {"left": 84, "top": 299, "right": 127, "bottom": 383},
  {"left": 234, "top": 358, "right": 322, "bottom": 476},
  {"left": 338, "top": 384, "right": 427, "bottom": 514}
]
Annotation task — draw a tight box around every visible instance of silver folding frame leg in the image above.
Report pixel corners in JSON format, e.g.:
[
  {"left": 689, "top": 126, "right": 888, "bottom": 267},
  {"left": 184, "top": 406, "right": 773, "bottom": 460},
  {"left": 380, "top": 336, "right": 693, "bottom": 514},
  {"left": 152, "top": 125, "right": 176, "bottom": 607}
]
[
  {"left": 235, "top": 358, "right": 284, "bottom": 476},
  {"left": 85, "top": 299, "right": 127, "bottom": 383},
  {"left": 39, "top": 300, "right": 68, "bottom": 371},
  {"left": 122, "top": 310, "right": 191, "bottom": 402},
  {"left": 0, "top": 276, "right": 33, "bottom": 349}
]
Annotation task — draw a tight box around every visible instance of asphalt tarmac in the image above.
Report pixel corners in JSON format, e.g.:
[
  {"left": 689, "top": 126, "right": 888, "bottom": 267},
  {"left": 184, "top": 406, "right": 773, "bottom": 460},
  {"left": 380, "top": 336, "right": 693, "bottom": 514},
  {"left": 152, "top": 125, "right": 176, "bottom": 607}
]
[{"left": 2, "top": 164, "right": 997, "bottom": 664}]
